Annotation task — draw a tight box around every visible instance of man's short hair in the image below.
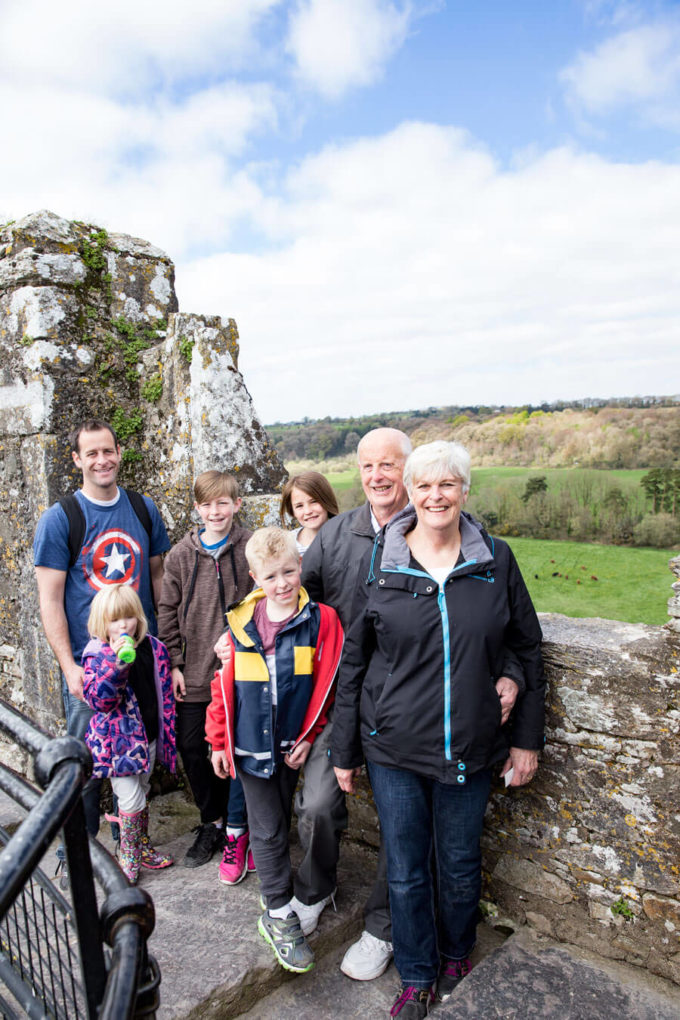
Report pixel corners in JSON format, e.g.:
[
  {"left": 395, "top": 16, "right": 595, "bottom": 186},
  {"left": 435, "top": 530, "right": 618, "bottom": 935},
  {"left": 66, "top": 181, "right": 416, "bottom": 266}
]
[
  {"left": 245, "top": 527, "right": 299, "bottom": 575},
  {"left": 356, "top": 427, "right": 412, "bottom": 461},
  {"left": 70, "top": 420, "right": 118, "bottom": 454},
  {"left": 194, "top": 470, "right": 240, "bottom": 504}
]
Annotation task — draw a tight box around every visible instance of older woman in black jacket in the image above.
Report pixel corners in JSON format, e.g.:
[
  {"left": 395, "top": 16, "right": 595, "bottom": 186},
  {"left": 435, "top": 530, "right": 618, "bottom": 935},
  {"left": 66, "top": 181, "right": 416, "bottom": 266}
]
[{"left": 331, "top": 441, "right": 545, "bottom": 1020}]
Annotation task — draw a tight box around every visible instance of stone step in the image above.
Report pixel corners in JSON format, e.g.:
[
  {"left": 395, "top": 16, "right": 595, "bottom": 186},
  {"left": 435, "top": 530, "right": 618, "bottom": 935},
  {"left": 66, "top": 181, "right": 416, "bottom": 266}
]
[
  {"left": 230, "top": 925, "right": 680, "bottom": 1020},
  {"left": 232, "top": 924, "right": 506, "bottom": 1020},
  {"left": 135, "top": 796, "right": 380, "bottom": 1018},
  {"left": 441, "top": 926, "right": 680, "bottom": 1020}
]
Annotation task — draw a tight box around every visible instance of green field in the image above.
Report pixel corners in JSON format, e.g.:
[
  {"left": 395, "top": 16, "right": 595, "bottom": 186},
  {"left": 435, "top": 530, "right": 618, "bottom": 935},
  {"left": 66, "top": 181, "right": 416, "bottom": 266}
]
[
  {"left": 505, "top": 536, "right": 674, "bottom": 625},
  {"left": 469, "top": 466, "right": 648, "bottom": 492},
  {"left": 321, "top": 464, "right": 650, "bottom": 497}
]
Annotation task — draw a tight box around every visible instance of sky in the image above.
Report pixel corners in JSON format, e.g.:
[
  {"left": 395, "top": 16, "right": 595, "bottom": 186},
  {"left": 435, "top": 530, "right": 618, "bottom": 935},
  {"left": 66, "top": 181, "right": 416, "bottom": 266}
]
[{"left": 1, "top": 0, "right": 679, "bottom": 423}]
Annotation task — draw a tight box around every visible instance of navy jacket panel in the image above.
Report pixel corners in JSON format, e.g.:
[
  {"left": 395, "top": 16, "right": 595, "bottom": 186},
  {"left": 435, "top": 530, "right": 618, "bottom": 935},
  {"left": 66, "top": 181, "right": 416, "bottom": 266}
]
[{"left": 228, "top": 589, "right": 320, "bottom": 777}]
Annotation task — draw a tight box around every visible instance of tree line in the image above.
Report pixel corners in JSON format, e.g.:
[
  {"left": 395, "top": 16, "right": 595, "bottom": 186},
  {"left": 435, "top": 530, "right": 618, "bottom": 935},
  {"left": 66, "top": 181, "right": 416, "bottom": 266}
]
[{"left": 267, "top": 401, "right": 680, "bottom": 472}]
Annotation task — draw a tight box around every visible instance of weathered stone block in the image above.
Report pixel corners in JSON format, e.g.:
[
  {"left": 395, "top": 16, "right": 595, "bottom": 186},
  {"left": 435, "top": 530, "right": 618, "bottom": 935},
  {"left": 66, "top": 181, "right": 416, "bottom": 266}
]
[
  {"left": 492, "top": 855, "right": 574, "bottom": 904},
  {"left": 643, "top": 894, "right": 680, "bottom": 926}
]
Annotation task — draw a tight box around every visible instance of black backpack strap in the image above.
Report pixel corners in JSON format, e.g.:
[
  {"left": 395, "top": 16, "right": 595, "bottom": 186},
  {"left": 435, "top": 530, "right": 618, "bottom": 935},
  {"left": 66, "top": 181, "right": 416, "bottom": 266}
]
[
  {"left": 58, "top": 494, "right": 86, "bottom": 569},
  {"left": 124, "top": 489, "right": 153, "bottom": 542}
]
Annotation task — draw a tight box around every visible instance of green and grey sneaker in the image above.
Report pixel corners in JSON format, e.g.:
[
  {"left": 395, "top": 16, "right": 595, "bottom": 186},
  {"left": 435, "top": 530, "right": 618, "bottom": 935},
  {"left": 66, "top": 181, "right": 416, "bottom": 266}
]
[{"left": 258, "top": 910, "right": 314, "bottom": 973}]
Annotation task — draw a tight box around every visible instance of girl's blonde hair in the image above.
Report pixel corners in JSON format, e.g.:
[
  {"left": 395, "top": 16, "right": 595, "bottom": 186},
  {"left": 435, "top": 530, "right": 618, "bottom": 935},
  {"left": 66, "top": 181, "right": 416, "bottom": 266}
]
[{"left": 87, "top": 584, "right": 148, "bottom": 644}]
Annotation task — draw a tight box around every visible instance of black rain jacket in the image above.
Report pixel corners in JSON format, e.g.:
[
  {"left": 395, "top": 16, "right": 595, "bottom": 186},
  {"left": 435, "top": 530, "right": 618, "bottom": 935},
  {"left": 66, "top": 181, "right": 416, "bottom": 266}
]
[{"left": 330, "top": 508, "right": 545, "bottom": 784}]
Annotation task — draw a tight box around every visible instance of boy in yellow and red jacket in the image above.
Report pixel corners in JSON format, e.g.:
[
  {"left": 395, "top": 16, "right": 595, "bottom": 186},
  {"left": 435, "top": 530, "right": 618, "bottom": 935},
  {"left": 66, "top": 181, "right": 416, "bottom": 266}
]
[{"left": 206, "top": 526, "right": 343, "bottom": 975}]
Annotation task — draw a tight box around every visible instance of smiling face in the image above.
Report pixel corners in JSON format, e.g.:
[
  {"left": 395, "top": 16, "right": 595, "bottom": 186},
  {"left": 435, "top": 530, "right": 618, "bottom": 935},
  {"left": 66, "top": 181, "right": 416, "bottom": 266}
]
[
  {"left": 251, "top": 554, "right": 302, "bottom": 618},
  {"left": 195, "top": 495, "right": 242, "bottom": 542},
  {"left": 410, "top": 474, "right": 469, "bottom": 533},
  {"left": 72, "top": 427, "right": 121, "bottom": 499},
  {"left": 290, "top": 486, "right": 328, "bottom": 534},
  {"left": 358, "top": 432, "right": 409, "bottom": 526}
]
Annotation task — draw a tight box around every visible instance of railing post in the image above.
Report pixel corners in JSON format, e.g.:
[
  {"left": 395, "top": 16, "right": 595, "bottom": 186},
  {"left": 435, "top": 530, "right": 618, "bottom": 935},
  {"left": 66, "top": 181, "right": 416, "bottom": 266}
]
[{"left": 35, "top": 736, "right": 108, "bottom": 1019}]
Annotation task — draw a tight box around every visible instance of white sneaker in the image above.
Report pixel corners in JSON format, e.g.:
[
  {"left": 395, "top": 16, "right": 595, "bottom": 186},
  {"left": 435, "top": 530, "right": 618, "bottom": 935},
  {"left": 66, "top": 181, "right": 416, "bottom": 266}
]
[
  {"left": 290, "top": 890, "right": 336, "bottom": 936},
  {"left": 341, "top": 930, "right": 393, "bottom": 981}
]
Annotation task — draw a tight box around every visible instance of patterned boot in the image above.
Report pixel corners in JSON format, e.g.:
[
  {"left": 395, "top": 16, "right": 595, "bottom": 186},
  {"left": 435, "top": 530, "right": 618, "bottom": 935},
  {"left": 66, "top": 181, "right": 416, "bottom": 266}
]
[
  {"left": 118, "top": 810, "right": 144, "bottom": 885},
  {"left": 140, "top": 804, "right": 174, "bottom": 870}
]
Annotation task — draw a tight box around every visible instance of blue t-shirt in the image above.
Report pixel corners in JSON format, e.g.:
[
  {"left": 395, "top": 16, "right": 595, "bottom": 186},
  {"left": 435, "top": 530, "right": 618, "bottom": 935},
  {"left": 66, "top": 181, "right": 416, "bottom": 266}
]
[{"left": 33, "top": 489, "right": 170, "bottom": 663}]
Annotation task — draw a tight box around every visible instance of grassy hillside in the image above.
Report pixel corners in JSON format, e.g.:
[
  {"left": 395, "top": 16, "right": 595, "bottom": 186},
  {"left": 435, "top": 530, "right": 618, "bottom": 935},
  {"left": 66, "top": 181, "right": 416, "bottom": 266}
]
[{"left": 505, "top": 537, "right": 674, "bottom": 625}]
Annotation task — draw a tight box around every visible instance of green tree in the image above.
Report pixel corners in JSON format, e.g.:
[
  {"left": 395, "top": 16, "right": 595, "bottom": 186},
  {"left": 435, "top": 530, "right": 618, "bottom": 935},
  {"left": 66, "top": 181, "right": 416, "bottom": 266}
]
[{"left": 521, "top": 475, "right": 548, "bottom": 504}]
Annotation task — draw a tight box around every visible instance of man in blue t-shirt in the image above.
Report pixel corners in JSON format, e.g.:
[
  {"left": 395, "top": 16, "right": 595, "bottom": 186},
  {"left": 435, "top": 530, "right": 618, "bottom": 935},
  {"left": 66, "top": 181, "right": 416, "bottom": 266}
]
[{"left": 33, "top": 418, "right": 170, "bottom": 838}]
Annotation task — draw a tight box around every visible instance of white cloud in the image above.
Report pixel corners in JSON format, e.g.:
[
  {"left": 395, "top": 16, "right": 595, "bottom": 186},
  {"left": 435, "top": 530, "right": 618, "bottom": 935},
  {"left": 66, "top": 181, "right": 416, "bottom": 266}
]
[
  {"left": 286, "top": 0, "right": 414, "bottom": 98},
  {"left": 561, "top": 18, "right": 680, "bottom": 129},
  {"left": 0, "top": 0, "right": 280, "bottom": 93},
  {"left": 177, "top": 123, "right": 680, "bottom": 420}
]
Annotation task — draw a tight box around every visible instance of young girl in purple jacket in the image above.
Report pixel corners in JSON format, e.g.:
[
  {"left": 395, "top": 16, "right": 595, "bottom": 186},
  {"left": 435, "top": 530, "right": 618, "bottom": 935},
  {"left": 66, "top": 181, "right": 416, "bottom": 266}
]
[{"left": 83, "top": 584, "right": 177, "bottom": 884}]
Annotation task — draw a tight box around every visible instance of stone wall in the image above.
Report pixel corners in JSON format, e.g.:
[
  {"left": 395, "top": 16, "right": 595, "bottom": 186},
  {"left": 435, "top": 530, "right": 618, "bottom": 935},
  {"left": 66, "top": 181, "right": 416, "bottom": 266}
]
[{"left": 0, "top": 210, "right": 286, "bottom": 731}]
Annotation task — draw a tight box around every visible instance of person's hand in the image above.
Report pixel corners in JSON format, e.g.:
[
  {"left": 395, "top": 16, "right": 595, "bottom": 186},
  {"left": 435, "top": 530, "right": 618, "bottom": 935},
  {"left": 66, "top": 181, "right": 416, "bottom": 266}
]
[
  {"left": 285, "top": 740, "right": 312, "bottom": 770},
  {"left": 501, "top": 747, "right": 538, "bottom": 787},
  {"left": 334, "top": 766, "right": 362, "bottom": 794},
  {"left": 108, "top": 635, "right": 128, "bottom": 656},
  {"left": 495, "top": 676, "right": 519, "bottom": 725},
  {"left": 172, "top": 667, "right": 186, "bottom": 700},
  {"left": 64, "top": 663, "right": 85, "bottom": 701},
  {"left": 211, "top": 750, "right": 229, "bottom": 779},
  {"left": 214, "top": 634, "right": 232, "bottom": 665}
]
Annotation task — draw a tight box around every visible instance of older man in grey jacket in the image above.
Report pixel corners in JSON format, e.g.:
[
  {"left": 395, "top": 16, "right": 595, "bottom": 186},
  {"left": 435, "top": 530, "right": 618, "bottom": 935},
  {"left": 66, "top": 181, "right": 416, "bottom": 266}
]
[{"left": 298, "top": 427, "right": 411, "bottom": 980}]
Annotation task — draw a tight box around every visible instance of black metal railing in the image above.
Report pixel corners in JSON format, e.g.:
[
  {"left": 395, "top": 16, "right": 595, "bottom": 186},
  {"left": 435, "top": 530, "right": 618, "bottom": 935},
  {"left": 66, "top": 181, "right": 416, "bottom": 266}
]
[{"left": 0, "top": 700, "right": 160, "bottom": 1019}]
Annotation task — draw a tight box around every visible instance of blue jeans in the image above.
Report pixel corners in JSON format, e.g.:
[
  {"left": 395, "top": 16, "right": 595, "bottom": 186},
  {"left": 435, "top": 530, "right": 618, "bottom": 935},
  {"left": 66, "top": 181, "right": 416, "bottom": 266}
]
[
  {"left": 367, "top": 761, "right": 492, "bottom": 986},
  {"left": 61, "top": 675, "right": 101, "bottom": 837}
]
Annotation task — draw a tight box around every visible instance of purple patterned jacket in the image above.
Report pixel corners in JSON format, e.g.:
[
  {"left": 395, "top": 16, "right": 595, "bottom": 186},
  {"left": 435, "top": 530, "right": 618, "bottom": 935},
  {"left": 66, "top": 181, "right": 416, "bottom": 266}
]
[{"left": 82, "top": 636, "right": 177, "bottom": 779}]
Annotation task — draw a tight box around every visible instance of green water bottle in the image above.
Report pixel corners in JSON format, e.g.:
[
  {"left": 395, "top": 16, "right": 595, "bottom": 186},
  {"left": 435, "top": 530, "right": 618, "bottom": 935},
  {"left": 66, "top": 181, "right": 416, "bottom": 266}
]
[{"left": 118, "top": 633, "right": 136, "bottom": 664}]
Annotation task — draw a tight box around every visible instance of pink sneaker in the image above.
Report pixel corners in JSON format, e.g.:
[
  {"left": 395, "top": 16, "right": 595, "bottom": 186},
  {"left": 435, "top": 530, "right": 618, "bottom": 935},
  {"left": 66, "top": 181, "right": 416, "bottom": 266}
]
[
  {"left": 247, "top": 847, "right": 256, "bottom": 873},
  {"left": 219, "top": 832, "right": 249, "bottom": 885}
]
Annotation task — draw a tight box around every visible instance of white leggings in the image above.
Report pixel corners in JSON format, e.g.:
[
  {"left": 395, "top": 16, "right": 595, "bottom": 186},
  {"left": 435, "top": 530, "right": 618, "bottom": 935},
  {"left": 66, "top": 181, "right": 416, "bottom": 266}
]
[{"left": 110, "top": 742, "right": 156, "bottom": 815}]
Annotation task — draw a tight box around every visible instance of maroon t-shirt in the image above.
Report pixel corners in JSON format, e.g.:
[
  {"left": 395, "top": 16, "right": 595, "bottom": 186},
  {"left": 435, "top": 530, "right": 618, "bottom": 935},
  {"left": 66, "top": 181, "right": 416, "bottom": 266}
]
[{"left": 253, "top": 599, "right": 297, "bottom": 654}]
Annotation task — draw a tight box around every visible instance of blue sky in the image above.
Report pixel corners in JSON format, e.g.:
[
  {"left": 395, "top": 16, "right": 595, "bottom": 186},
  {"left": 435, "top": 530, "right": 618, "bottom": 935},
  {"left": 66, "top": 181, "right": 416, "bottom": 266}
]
[{"left": 1, "top": 0, "right": 679, "bottom": 421}]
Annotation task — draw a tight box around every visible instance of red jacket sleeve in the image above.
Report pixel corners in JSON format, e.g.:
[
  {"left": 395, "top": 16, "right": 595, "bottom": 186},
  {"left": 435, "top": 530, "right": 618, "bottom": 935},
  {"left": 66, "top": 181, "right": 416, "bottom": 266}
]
[{"left": 205, "top": 634, "right": 237, "bottom": 779}]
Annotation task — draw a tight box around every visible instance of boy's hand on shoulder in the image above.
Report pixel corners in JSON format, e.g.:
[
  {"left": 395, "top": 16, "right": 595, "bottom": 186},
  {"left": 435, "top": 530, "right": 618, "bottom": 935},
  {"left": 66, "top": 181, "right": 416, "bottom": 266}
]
[
  {"left": 211, "top": 750, "right": 229, "bottom": 778},
  {"left": 285, "top": 740, "right": 312, "bottom": 770},
  {"left": 172, "top": 667, "right": 186, "bottom": 700},
  {"left": 214, "top": 633, "right": 232, "bottom": 665}
]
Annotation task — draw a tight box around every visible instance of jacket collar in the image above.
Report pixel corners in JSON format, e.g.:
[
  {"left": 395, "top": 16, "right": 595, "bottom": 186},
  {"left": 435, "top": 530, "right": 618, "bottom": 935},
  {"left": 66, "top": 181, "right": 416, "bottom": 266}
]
[
  {"left": 349, "top": 501, "right": 377, "bottom": 538},
  {"left": 228, "top": 586, "right": 311, "bottom": 647},
  {"left": 381, "top": 506, "right": 494, "bottom": 573}
]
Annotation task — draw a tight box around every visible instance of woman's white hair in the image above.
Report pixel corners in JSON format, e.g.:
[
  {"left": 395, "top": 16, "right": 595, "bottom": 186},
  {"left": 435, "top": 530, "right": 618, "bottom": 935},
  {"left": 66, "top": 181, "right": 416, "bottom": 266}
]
[{"left": 403, "top": 441, "right": 471, "bottom": 495}]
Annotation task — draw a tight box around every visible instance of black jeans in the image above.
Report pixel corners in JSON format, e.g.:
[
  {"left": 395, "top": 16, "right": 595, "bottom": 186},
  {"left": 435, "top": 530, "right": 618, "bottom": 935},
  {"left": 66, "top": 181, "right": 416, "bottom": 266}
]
[{"left": 176, "top": 701, "right": 246, "bottom": 826}]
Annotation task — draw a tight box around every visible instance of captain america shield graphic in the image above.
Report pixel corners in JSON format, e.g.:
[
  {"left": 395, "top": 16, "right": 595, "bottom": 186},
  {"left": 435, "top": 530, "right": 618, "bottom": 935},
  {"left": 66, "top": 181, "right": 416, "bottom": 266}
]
[{"left": 84, "top": 530, "right": 144, "bottom": 590}]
